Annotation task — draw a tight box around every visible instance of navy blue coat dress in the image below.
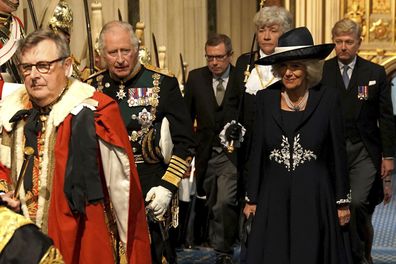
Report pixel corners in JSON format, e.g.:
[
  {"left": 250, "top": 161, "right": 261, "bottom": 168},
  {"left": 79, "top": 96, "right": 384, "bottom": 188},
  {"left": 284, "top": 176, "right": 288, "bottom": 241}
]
[{"left": 245, "top": 81, "right": 351, "bottom": 264}]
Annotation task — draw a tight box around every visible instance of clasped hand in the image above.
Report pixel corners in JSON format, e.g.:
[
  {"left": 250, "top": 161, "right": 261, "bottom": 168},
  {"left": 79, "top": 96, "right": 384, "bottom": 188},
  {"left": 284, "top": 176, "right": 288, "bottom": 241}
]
[
  {"left": 225, "top": 123, "right": 242, "bottom": 141},
  {"left": 337, "top": 205, "right": 350, "bottom": 226},
  {"left": 0, "top": 191, "right": 21, "bottom": 212},
  {"left": 145, "top": 186, "right": 172, "bottom": 218}
]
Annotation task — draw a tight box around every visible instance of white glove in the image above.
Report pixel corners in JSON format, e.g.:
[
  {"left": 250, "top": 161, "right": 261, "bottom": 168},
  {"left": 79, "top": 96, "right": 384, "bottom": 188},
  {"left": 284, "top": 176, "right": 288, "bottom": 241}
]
[{"left": 145, "top": 186, "right": 173, "bottom": 217}]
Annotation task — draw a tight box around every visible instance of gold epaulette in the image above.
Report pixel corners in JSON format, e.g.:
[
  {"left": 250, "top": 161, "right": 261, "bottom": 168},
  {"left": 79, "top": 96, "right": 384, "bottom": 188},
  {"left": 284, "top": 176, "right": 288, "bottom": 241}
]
[
  {"left": 0, "top": 206, "right": 33, "bottom": 252},
  {"left": 82, "top": 69, "right": 107, "bottom": 83},
  {"left": 144, "top": 63, "right": 174, "bottom": 77}
]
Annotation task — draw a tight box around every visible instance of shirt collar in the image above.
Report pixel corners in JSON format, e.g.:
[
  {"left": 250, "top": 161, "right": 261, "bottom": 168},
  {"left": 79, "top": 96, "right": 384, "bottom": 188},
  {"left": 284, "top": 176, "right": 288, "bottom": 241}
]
[
  {"left": 338, "top": 56, "right": 357, "bottom": 70},
  {"left": 259, "top": 49, "right": 271, "bottom": 59}
]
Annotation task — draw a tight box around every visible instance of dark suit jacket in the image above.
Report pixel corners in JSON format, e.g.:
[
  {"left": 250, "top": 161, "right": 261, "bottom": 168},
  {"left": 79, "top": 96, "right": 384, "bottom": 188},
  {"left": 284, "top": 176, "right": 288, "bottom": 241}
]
[
  {"left": 184, "top": 65, "right": 236, "bottom": 195},
  {"left": 322, "top": 56, "right": 396, "bottom": 205}
]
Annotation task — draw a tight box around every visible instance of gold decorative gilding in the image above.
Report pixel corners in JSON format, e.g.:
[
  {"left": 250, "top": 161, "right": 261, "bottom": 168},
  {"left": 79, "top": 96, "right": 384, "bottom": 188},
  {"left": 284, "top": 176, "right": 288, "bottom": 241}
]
[
  {"left": 0, "top": 206, "right": 32, "bottom": 252},
  {"left": 345, "top": 2, "right": 367, "bottom": 38},
  {"left": 39, "top": 246, "right": 64, "bottom": 264},
  {"left": 369, "top": 19, "right": 390, "bottom": 40},
  {"left": 372, "top": 0, "right": 391, "bottom": 14}
]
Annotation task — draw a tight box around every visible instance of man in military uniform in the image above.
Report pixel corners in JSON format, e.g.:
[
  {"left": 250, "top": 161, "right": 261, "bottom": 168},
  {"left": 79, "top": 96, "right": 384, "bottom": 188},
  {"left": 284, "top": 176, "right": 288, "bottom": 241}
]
[{"left": 86, "top": 20, "right": 194, "bottom": 264}]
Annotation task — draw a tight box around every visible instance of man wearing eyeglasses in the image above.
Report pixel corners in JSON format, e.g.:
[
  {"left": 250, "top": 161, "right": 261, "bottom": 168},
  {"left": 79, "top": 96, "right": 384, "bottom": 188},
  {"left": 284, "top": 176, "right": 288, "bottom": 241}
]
[
  {"left": 85, "top": 20, "right": 194, "bottom": 264},
  {"left": 0, "top": 28, "right": 151, "bottom": 263},
  {"left": 184, "top": 33, "right": 237, "bottom": 264}
]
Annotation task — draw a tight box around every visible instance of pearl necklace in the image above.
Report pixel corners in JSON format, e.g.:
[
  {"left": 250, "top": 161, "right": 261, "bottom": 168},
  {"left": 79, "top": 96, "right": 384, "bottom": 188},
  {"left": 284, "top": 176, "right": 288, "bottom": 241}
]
[{"left": 282, "top": 89, "right": 309, "bottom": 111}]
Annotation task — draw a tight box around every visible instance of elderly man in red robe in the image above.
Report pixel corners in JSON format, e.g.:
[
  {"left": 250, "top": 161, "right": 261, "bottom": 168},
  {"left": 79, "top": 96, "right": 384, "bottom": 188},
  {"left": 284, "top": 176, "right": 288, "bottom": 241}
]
[{"left": 0, "top": 28, "right": 151, "bottom": 263}]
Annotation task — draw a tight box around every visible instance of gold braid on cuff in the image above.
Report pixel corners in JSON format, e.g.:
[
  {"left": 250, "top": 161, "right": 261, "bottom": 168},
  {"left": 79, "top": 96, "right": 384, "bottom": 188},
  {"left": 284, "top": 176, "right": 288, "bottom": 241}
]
[{"left": 161, "top": 155, "right": 189, "bottom": 187}]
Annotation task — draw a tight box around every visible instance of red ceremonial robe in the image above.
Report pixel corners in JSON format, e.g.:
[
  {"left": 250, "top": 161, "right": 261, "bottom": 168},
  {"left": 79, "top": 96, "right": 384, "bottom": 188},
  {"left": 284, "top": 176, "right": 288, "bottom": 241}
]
[{"left": 0, "top": 80, "right": 151, "bottom": 263}]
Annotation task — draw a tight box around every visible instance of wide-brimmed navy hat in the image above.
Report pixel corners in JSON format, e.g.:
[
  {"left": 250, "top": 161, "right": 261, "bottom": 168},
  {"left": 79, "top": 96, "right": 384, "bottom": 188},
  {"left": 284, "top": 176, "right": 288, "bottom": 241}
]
[{"left": 256, "top": 27, "right": 335, "bottom": 65}]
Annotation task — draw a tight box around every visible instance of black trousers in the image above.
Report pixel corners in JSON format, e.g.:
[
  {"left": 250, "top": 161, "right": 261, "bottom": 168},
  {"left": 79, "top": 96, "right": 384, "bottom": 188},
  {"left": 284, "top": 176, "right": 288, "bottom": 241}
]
[{"left": 148, "top": 220, "right": 177, "bottom": 264}]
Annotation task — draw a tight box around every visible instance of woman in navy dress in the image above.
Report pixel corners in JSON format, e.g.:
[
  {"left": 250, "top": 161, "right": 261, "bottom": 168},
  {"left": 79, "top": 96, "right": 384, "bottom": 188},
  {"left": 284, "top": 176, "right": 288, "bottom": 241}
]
[{"left": 244, "top": 27, "right": 352, "bottom": 264}]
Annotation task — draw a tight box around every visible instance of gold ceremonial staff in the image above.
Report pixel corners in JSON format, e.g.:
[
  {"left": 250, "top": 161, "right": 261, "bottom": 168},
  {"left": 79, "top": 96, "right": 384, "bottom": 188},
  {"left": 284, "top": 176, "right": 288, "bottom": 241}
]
[
  {"left": 260, "top": 0, "right": 266, "bottom": 9},
  {"left": 13, "top": 146, "right": 35, "bottom": 199}
]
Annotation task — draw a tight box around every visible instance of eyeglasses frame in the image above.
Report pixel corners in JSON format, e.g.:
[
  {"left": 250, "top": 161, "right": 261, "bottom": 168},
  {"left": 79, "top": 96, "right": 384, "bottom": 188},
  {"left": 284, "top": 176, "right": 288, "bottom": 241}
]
[
  {"left": 18, "top": 56, "right": 69, "bottom": 76},
  {"left": 205, "top": 53, "right": 230, "bottom": 62}
]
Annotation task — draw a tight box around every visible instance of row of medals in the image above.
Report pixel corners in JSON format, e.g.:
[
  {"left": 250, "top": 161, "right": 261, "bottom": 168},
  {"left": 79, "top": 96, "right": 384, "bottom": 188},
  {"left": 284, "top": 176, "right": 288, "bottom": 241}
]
[
  {"left": 127, "top": 73, "right": 161, "bottom": 143},
  {"left": 357, "top": 85, "right": 369, "bottom": 100}
]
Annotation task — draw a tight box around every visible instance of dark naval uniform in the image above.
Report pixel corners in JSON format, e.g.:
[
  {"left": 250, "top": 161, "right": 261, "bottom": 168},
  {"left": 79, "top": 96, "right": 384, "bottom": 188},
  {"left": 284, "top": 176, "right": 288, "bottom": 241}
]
[{"left": 86, "top": 63, "right": 194, "bottom": 263}]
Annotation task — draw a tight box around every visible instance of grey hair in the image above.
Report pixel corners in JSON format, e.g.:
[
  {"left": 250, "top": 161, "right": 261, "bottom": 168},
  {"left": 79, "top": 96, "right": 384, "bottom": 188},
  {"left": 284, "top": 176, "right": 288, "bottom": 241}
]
[
  {"left": 15, "top": 28, "right": 70, "bottom": 62},
  {"left": 98, "top": 20, "right": 139, "bottom": 55},
  {"left": 272, "top": 59, "right": 324, "bottom": 89},
  {"left": 253, "top": 6, "right": 293, "bottom": 33},
  {"left": 331, "top": 18, "right": 362, "bottom": 39}
]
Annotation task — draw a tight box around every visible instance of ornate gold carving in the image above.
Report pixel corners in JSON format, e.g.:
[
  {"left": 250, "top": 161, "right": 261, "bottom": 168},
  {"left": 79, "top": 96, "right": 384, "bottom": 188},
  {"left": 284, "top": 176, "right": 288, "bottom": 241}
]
[
  {"left": 372, "top": 0, "right": 391, "bottom": 14},
  {"left": 343, "top": 0, "right": 396, "bottom": 67},
  {"left": 345, "top": 2, "right": 367, "bottom": 38},
  {"left": 369, "top": 19, "right": 391, "bottom": 40},
  {"left": 358, "top": 49, "right": 396, "bottom": 66}
]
